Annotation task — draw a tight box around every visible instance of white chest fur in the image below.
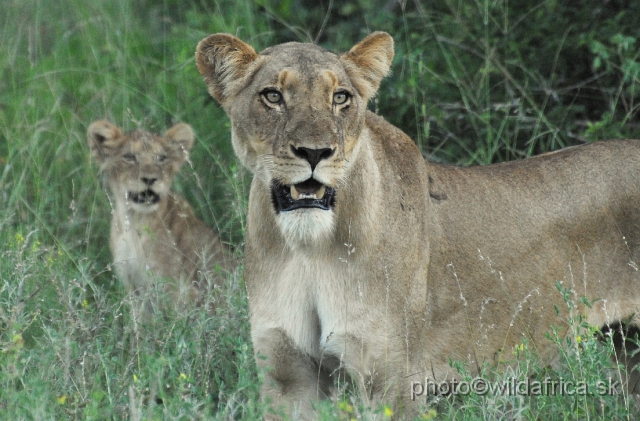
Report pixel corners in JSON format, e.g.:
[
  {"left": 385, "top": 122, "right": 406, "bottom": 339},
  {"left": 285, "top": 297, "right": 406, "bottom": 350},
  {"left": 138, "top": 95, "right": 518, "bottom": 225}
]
[
  {"left": 249, "top": 251, "right": 379, "bottom": 364},
  {"left": 110, "top": 208, "right": 156, "bottom": 291}
]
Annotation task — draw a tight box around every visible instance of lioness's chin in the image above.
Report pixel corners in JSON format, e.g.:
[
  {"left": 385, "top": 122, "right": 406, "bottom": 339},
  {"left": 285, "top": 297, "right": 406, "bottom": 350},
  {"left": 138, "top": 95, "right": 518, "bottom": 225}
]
[{"left": 276, "top": 208, "right": 335, "bottom": 247}]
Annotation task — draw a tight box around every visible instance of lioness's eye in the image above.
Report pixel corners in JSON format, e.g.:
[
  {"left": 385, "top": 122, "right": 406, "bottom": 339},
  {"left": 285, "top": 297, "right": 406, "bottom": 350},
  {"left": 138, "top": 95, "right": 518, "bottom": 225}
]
[
  {"left": 157, "top": 154, "right": 167, "bottom": 163},
  {"left": 263, "top": 90, "right": 282, "bottom": 104},
  {"left": 123, "top": 153, "right": 136, "bottom": 163},
  {"left": 333, "top": 91, "right": 350, "bottom": 105}
]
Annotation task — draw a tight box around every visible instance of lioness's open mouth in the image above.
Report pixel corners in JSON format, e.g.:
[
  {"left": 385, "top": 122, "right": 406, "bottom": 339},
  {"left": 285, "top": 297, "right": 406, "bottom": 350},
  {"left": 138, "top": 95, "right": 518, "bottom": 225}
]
[
  {"left": 128, "top": 190, "right": 160, "bottom": 205},
  {"left": 271, "top": 178, "right": 336, "bottom": 212}
]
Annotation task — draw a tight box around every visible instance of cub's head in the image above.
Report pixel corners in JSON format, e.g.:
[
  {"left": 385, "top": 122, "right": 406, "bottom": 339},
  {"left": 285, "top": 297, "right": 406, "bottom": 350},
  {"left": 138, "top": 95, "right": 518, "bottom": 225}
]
[
  {"left": 196, "top": 32, "right": 393, "bottom": 245},
  {"left": 87, "top": 120, "right": 194, "bottom": 213}
]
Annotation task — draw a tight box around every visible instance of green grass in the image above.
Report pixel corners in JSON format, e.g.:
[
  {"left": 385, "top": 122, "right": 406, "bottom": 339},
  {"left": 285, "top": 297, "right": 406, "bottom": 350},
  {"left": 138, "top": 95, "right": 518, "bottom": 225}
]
[{"left": 1, "top": 0, "right": 639, "bottom": 419}]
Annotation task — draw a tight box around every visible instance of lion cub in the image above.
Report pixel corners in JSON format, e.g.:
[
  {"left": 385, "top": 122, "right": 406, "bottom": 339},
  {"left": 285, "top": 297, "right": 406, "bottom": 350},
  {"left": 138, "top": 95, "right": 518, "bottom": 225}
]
[{"left": 88, "top": 120, "right": 235, "bottom": 315}]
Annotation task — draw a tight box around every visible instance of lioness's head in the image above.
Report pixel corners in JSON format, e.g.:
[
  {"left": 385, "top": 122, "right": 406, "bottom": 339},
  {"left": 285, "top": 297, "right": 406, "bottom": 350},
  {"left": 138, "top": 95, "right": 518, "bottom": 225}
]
[
  {"left": 88, "top": 120, "right": 194, "bottom": 213},
  {"left": 196, "top": 32, "right": 393, "bottom": 245}
]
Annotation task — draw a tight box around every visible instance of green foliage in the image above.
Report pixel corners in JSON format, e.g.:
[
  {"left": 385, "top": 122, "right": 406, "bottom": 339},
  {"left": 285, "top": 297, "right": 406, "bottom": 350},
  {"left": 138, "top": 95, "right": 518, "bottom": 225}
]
[
  {"left": 1, "top": 0, "right": 640, "bottom": 418},
  {"left": 0, "top": 226, "right": 259, "bottom": 419}
]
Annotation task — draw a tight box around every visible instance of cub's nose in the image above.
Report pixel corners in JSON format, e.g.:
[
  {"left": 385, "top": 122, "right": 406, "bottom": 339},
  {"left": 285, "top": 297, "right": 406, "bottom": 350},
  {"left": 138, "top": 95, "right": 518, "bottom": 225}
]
[
  {"left": 291, "top": 146, "right": 335, "bottom": 172},
  {"left": 141, "top": 177, "right": 157, "bottom": 186}
]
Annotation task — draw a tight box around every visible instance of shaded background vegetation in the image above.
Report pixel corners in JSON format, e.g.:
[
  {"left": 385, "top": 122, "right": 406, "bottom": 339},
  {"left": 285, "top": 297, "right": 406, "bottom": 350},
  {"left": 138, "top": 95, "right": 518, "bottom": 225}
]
[{"left": 1, "top": 0, "right": 639, "bottom": 418}]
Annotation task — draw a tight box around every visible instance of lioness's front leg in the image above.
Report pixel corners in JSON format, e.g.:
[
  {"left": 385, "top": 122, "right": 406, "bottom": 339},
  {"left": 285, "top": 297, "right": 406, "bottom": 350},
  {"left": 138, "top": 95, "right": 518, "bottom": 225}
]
[
  {"left": 254, "top": 328, "right": 334, "bottom": 420},
  {"left": 321, "top": 332, "right": 423, "bottom": 420}
]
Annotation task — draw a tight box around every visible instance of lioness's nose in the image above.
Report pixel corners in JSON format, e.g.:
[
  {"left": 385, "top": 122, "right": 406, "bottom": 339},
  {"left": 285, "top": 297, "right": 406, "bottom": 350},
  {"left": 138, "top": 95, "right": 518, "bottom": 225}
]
[
  {"left": 291, "top": 146, "right": 335, "bottom": 172},
  {"left": 141, "top": 177, "right": 157, "bottom": 186}
]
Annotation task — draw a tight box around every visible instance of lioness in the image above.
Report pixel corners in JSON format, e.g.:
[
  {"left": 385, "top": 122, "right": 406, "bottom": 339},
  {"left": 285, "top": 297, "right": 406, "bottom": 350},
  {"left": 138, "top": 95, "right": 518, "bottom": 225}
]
[
  {"left": 88, "top": 120, "right": 235, "bottom": 315},
  {"left": 196, "top": 32, "right": 640, "bottom": 418}
]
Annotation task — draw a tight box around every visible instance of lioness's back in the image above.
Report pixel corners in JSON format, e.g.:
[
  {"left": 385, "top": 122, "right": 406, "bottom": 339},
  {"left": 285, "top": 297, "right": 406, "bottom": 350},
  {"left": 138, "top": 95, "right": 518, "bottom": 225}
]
[{"left": 424, "top": 138, "right": 640, "bottom": 368}]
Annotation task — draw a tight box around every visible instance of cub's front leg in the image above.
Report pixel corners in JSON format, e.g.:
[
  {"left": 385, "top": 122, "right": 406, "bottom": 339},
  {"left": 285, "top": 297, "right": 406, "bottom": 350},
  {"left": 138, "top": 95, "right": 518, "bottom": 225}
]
[{"left": 253, "top": 327, "right": 334, "bottom": 420}]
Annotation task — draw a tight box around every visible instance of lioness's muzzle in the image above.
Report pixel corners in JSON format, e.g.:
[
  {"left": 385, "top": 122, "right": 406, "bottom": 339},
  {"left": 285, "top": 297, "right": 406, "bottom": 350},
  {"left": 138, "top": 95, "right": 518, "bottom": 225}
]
[{"left": 271, "top": 178, "right": 336, "bottom": 212}]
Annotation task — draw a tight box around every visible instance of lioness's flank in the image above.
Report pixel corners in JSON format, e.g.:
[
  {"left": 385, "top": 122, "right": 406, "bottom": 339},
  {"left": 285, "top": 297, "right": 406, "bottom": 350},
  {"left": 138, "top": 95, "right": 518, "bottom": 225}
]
[
  {"left": 196, "top": 32, "right": 640, "bottom": 419},
  {"left": 88, "top": 120, "right": 235, "bottom": 315}
]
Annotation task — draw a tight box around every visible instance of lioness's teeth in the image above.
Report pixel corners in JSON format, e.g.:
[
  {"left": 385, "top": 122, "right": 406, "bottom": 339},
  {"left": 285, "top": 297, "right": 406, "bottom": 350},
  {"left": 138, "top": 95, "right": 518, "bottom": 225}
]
[
  {"left": 291, "top": 185, "right": 300, "bottom": 200},
  {"left": 290, "top": 184, "right": 327, "bottom": 200}
]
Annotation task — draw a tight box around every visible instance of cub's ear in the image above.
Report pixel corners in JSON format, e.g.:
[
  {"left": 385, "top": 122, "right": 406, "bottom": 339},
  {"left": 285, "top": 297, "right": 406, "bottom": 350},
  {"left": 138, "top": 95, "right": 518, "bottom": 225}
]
[
  {"left": 165, "top": 123, "right": 195, "bottom": 154},
  {"left": 195, "top": 33, "right": 261, "bottom": 105},
  {"left": 87, "top": 120, "right": 124, "bottom": 162},
  {"left": 340, "top": 32, "right": 394, "bottom": 103}
]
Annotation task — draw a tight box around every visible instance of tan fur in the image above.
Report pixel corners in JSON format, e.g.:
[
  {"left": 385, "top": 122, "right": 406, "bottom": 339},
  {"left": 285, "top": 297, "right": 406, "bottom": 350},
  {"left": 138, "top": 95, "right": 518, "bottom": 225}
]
[
  {"left": 88, "top": 120, "right": 235, "bottom": 315},
  {"left": 196, "top": 32, "right": 640, "bottom": 419}
]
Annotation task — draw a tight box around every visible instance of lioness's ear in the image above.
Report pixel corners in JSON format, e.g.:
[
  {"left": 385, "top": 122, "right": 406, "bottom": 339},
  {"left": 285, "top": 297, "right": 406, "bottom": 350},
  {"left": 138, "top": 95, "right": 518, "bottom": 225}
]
[
  {"left": 196, "top": 33, "right": 261, "bottom": 105},
  {"left": 340, "top": 32, "right": 394, "bottom": 102},
  {"left": 87, "top": 120, "right": 124, "bottom": 162},
  {"left": 165, "top": 123, "right": 195, "bottom": 154}
]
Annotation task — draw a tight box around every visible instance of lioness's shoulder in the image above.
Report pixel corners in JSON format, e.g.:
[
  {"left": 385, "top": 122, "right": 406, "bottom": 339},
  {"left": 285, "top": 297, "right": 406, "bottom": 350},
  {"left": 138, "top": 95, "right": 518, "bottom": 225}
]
[{"left": 365, "top": 111, "right": 426, "bottom": 181}]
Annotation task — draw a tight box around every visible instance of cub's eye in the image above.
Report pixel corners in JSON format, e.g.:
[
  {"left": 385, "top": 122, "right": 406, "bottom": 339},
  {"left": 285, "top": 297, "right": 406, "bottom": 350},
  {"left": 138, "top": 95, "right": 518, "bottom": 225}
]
[
  {"left": 263, "top": 90, "right": 282, "bottom": 104},
  {"left": 122, "top": 153, "right": 136, "bottom": 163},
  {"left": 157, "top": 154, "right": 168, "bottom": 163},
  {"left": 333, "top": 91, "right": 350, "bottom": 105}
]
